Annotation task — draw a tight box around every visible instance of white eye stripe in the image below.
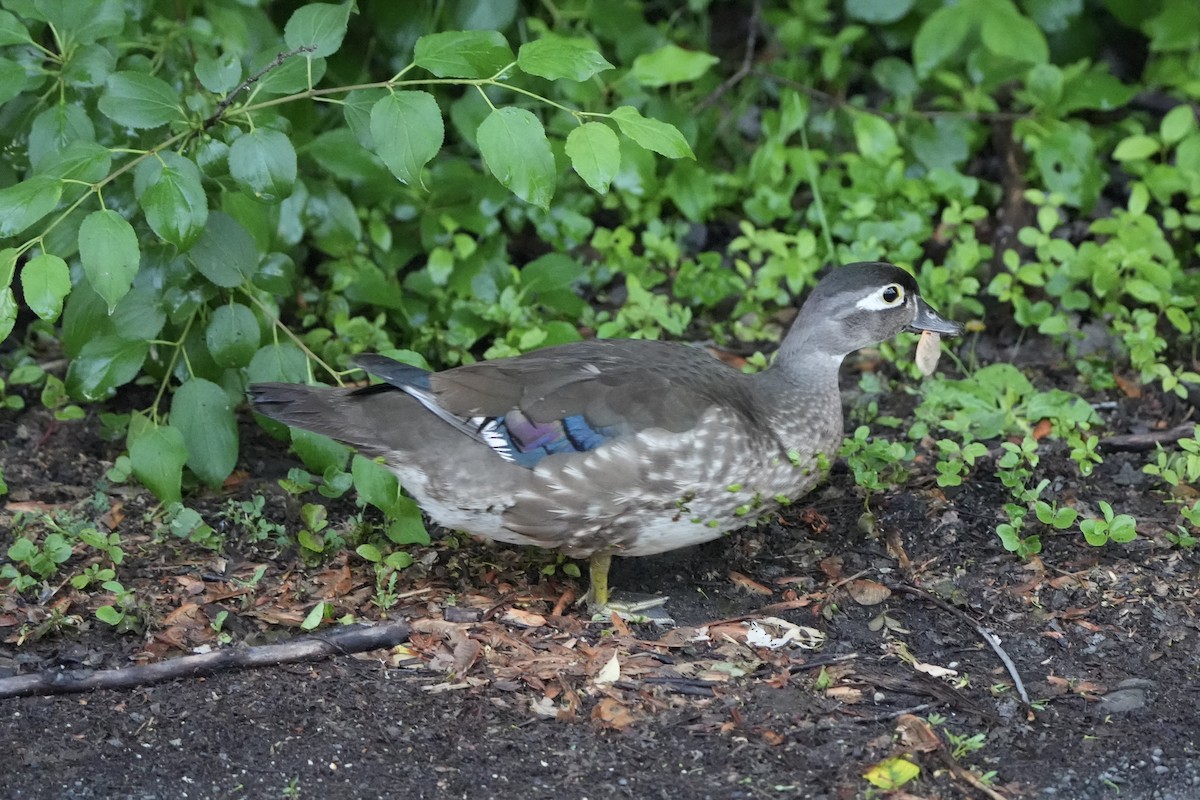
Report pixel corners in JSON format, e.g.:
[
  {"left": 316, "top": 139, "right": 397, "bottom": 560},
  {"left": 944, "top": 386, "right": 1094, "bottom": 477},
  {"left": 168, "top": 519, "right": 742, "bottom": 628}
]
[{"left": 854, "top": 285, "right": 906, "bottom": 311}]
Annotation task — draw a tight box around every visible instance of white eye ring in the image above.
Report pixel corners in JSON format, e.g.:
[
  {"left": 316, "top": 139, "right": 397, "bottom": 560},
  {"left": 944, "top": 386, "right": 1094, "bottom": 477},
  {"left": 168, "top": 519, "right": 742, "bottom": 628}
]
[{"left": 856, "top": 284, "right": 906, "bottom": 311}]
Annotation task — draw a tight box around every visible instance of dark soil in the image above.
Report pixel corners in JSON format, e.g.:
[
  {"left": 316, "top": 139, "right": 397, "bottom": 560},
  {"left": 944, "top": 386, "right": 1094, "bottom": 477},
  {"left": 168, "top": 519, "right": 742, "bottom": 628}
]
[{"left": 2, "top": 358, "right": 1200, "bottom": 800}]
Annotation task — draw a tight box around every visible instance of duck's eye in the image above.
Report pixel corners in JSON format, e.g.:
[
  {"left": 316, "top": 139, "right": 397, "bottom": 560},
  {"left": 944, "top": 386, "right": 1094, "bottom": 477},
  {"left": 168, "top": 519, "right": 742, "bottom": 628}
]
[{"left": 882, "top": 284, "right": 903, "bottom": 304}]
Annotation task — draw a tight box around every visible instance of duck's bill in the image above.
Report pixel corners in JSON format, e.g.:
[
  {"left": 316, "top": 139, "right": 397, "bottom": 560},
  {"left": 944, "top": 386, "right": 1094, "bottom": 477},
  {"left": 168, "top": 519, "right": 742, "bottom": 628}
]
[{"left": 908, "top": 297, "right": 965, "bottom": 336}]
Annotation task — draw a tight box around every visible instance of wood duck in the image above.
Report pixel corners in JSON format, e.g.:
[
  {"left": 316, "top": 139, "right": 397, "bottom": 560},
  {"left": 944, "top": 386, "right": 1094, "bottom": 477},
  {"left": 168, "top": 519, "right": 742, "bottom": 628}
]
[{"left": 250, "top": 262, "right": 963, "bottom": 617}]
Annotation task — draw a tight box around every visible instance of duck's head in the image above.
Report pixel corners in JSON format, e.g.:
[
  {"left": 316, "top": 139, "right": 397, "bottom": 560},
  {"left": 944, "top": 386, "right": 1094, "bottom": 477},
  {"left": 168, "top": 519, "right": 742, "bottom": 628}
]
[{"left": 784, "top": 262, "right": 965, "bottom": 361}]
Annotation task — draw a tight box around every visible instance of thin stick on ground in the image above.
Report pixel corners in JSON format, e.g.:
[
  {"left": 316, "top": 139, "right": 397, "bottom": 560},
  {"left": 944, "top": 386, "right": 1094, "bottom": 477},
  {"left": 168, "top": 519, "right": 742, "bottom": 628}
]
[
  {"left": 0, "top": 620, "right": 411, "bottom": 700},
  {"left": 889, "top": 583, "right": 1031, "bottom": 706}
]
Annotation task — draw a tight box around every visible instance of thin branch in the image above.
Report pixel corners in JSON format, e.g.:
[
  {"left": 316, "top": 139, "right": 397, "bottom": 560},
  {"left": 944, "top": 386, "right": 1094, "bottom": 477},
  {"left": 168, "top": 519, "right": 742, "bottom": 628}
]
[
  {"left": 0, "top": 620, "right": 411, "bottom": 699},
  {"left": 695, "top": 0, "right": 762, "bottom": 113},
  {"left": 1098, "top": 423, "right": 1197, "bottom": 452},
  {"left": 889, "top": 583, "right": 1031, "bottom": 707},
  {"left": 205, "top": 45, "right": 318, "bottom": 129}
]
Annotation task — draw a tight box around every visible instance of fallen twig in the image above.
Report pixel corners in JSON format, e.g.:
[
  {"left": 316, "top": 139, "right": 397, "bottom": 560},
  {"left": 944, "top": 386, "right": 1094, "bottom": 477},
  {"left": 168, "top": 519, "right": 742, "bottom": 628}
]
[
  {"left": 0, "top": 620, "right": 411, "bottom": 699},
  {"left": 1098, "top": 423, "right": 1196, "bottom": 452},
  {"left": 889, "top": 584, "right": 1031, "bottom": 707}
]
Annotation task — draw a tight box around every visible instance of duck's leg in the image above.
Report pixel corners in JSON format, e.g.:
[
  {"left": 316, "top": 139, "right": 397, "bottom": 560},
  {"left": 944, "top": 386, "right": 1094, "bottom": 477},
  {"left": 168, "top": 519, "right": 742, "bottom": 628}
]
[
  {"left": 589, "top": 552, "right": 613, "bottom": 608},
  {"left": 582, "top": 552, "right": 673, "bottom": 624}
]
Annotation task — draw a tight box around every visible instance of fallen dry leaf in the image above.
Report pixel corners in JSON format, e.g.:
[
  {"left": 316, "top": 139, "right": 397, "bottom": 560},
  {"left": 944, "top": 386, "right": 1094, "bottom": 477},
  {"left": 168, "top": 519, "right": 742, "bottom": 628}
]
[
  {"left": 895, "top": 714, "right": 941, "bottom": 752},
  {"left": 451, "top": 637, "right": 482, "bottom": 676},
  {"left": 591, "top": 697, "right": 634, "bottom": 729},
  {"left": 761, "top": 729, "right": 785, "bottom": 746},
  {"left": 847, "top": 579, "right": 892, "bottom": 606},
  {"left": 501, "top": 608, "right": 546, "bottom": 628},
  {"left": 916, "top": 330, "right": 941, "bottom": 376},
  {"left": 729, "top": 571, "right": 773, "bottom": 596},
  {"left": 593, "top": 651, "right": 621, "bottom": 685}
]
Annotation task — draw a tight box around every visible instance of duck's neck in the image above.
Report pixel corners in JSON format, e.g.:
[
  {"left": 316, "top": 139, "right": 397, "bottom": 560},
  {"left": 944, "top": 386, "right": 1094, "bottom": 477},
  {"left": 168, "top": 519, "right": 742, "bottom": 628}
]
[{"left": 768, "top": 310, "right": 846, "bottom": 388}]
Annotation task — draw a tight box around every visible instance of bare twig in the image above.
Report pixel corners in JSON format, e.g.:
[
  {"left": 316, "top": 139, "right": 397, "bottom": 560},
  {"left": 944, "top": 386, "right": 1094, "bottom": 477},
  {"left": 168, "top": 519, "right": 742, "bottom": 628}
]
[
  {"left": 205, "top": 45, "right": 318, "bottom": 129},
  {"left": 889, "top": 583, "right": 1031, "bottom": 706},
  {"left": 0, "top": 620, "right": 411, "bottom": 699},
  {"left": 695, "top": 0, "right": 762, "bottom": 113},
  {"left": 1098, "top": 423, "right": 1197, "bottom": 452}
]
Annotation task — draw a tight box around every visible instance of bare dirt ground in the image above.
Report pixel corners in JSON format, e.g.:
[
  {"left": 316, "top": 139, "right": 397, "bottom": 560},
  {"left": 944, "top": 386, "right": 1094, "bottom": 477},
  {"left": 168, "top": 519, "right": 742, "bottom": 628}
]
[{"left": 2, "top": 351, "right": 1199, "bottom": 800}]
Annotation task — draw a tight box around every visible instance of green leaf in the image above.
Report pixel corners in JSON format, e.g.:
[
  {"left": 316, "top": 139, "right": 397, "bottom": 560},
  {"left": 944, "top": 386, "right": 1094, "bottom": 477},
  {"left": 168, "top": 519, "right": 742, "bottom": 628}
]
[
  {"left": 130, "top": 424, "right": 187, "bottom": 503},
  {"left": 980, "top": 7, "right": 1049, "bottom": 64},
  {"left": 477, "top": 107, "right": 556, "bottom": 207},
  {"left": 517, "top": 35, "right": 613, "bottom": 81},
  {"left": 912, "top": 3, "right": 972, "bottom": 77},
  {"left": 370, "top": 91, "right": 444, "bottom": 187},
  {"left": 247, "top": 342, "right": 308, "bottom": 383},
  {"left": 21, "top": 253, "right": 70, "bottom": 321},
  {"left": 28, "top": 104, "right": 95, "bottom": 169},
  {"left": 283, "top": 1, "right": 352, "bottom": 58},
  {"left": 134, "top": 152, "right": 208, "bottom": 249},
  {"left": 1112, "top": 134, "right": 1160, "bottom": 162},
  {"left": 78, "top": 209, "right": 139, "bottom": 313},
  {"left": 355, "top": 543, "right": 382, "bottom": 563},
  {"left": 62, "top": 43, "right": 114, "bottom": 88},
  {"left": 291, "top": 429, "right": 350, "bottom": 475},
  {"left": 188, "top": 211, "right": 258, "bottom": 287},
  {"left": 301, "top": 601, "right": 326, "bottom": 630},
  {"left": 413, "top": 30, "right": 514, "bottom": 78},
  {"left": 172, "top": 377, "right": 238, "bottom": 488},
  {"left": 1059, "top": 68, "right": 1136, "bottom": 113},
  {"left": 610, "top": 106, "right": 694, "bottom": 159},
  {"left": 630, "top": 43, "right": 719, "bottom": 87},
  {"left": 342, "top": 87, "right": 388, "bottom": 148},
  {"left": 36, "top": 0, "right": 124, "bottom": 44},
  {"left": 206, "top": 303, "right": 260, "bottom": 368},
  {"left": 0, "top": 247, "right": 15, "bottom": 289},
  {"left": 385, "top": 496, "right": 429, "bottom": 545},
  {"left": 351, "top": 455, "right": 400, "bottom": 515},
  {"left": 0, "top": 57, "right": 27, "bottom": 106},
  {"left": 195, "top": 53, "right": 241, "bottom": 93},
  {"left": 1161, "top": 104, "right": 1196, "bottom": 145},
  {"left": 1143, "top": 0, "right": 1200, "bottom": 52},
  {"left": 852, "top": 113, "right": 898, "bottom": 160},
  {"left": 65, "top": 335, "right": 148, "bottom": 400},
  {"left": 0, "top": 9, "right": 32, "bottom": 45},
  {"left": 98, "top": 72, "right": 183, "bottom": 129},
  {"left": 229, "top": 128, "right": 297, "bottom": 202},
  {"left": 522, "top": 253, "right": 582, "bottom": 294},
  {"left": 37, "top": 141, "right": 112, "bottom": 183},
  {"left": 846, "top": 0, "right": 914, "bottom": 23},
  {"left": 0, "top": 176, "right": 63, "bottom": 238},
  {"left": 0, "top": 287, "right": 15, "bottom": 344},
  {"left": 565, "top": 122, "right": 620, "bottom": 193}
]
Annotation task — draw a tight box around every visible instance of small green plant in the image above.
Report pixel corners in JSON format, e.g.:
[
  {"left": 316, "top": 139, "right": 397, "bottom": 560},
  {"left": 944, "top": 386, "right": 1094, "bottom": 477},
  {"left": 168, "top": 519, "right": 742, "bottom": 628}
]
[
  {"left": 96, "top": 579, "right": 138, "bottom": 629},
  {"left": 540, "top": 553, "right": 583, "bottom": 579},
  {"left": 933, "top": 439, "right": 989, "bottom": 487},
  {"left": 1169, "top": 500, "right": 1200, "bottom": 548},
  {"left": 996, "top": 503, "right": 1041, "bottom": 558},
  {"left": 1080, "top": 502, "right": 1138, "bottom": 547},
  {"left": 297, "top": 503, "right": 330, "bottom": 557},
  {"left": 222, "top": 495, "right": 289, "bottom": 545},
  {"left": 1143, "top": 427, "right": 1200, "bottom": 487},
  {"left": 163, "top": 503, "right": 222, "bottom": 550},
  {"left": 840, "top": 425, "right": 915, "bottom": 496},
  {"left": 2, "top": 526, "right": 74, "bottom": 592},
  {"left": 1034, "top": 500, "right": 1078, "bottom": 531},
  {"left": 211, "top": 610, "right": 233, "bottom": 645}
]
